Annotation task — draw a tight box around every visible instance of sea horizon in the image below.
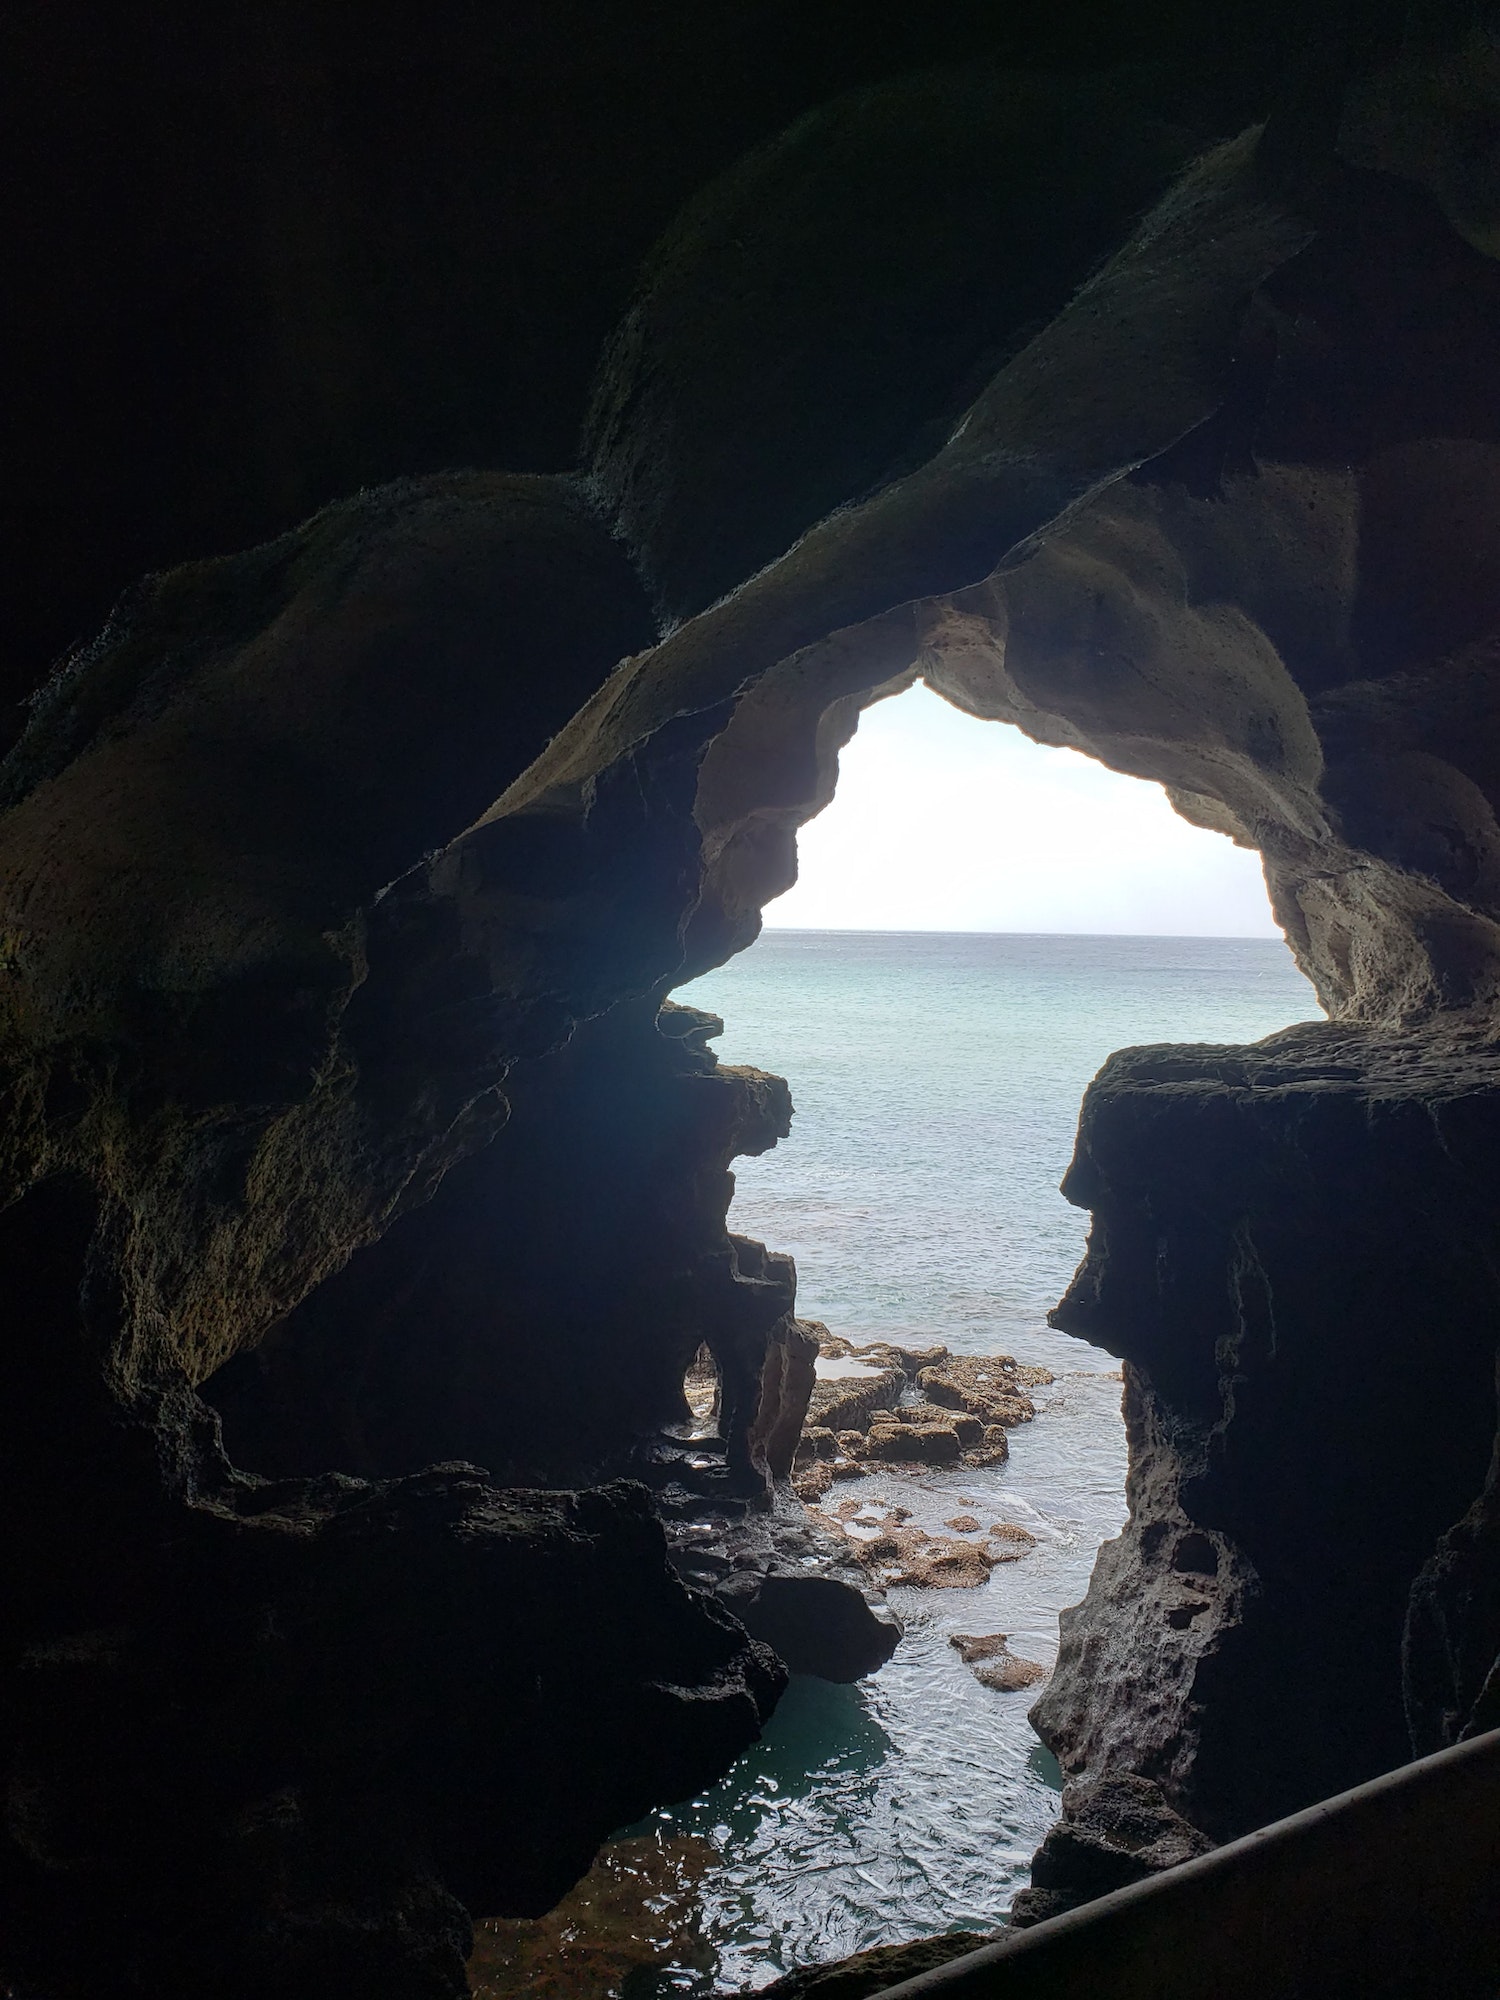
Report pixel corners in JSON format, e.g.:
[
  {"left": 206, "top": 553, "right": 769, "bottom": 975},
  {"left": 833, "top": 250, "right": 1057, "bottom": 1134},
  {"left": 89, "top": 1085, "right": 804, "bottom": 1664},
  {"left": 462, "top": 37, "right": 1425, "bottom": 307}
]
[{"left": 757, "top": 922, "right": 1286, "bottom": 941}]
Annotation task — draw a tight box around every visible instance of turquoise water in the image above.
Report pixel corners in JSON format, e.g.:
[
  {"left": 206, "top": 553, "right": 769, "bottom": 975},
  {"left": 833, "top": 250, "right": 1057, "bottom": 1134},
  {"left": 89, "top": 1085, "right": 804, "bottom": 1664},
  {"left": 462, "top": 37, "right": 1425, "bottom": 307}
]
[{"left": 641, "top": 931, "right": 1321, "bottom": 1991}]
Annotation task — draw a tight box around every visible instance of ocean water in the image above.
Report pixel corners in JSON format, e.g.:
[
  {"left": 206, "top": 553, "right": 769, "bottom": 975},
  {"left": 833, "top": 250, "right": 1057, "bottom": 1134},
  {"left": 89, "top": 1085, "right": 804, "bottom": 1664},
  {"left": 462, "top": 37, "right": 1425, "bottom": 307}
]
[{"left": 475, "top": 930, "right": 1320, "bottom": 1998}]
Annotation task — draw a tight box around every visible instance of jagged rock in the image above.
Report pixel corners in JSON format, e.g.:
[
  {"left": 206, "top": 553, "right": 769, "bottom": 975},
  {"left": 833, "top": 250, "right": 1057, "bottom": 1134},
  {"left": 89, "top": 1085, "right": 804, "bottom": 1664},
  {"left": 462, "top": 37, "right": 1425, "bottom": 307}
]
[
  {"left": 1009, "top": 1774, "right": 1216, "bottom": 1928},
  {"left": 210, "top": 1000, "right": 799, "bottom": 1491},
  {"left": 1, "top": 1468, "right": 784, "bottom": 1998},
  {"left": 917, "top": 1355, "right": 1049, "bottom": 1429},
  {"left": 1033, "top": 1029, "right": 1500, "bottom": 1838},
  {"left": 806, "top": 1367, "right": 908, "bottom": 1437},
  {"left": 795, "top": 1426, "right": 840, "bottom": 1463},
  {"left": 950, "top": 1633, "right": 1049, "bottom": 1692},
  {"left": 846, "top": 1524, "right": 1000, "bottom": 1591},
  {"left": 798, "top": 1334, "right": 1036, "bottom": 1474},
  {"left": 660, "top": 1483, "right": 901, "bottom": 1682},
  {"left": 791, "top": 1461, "right": 836, "bottom": 1504},
  {"left": 8, "top": 27, "right": 1500, "bottom": 1999}
]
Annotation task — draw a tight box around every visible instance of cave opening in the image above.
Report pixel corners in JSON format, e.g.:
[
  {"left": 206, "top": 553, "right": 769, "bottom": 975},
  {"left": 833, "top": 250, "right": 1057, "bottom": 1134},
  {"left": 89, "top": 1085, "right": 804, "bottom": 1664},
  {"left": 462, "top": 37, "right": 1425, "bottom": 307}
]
[
  {"left": 9, "top": 19, "right": 1500, "bottom": 1994},
  {"left": 681, "top": 1341, "right": 722, "bottom": 1437},
  {"left": 473, "top": 682, "right": 1322, "bottom": 1994}
]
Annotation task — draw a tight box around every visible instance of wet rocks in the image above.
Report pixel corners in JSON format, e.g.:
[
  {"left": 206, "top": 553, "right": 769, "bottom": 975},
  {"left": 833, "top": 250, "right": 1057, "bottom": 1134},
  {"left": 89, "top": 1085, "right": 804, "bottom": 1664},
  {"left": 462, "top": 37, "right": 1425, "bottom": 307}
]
[
  {"left": 805, "top": 1368, "right": 907, "bottom": 1437},
  {"left": 658, "top": 1474, "right": 901, "bottom": 1681},
  {"left": 950, "top": 1632, "right": 1048, "bottom": 1691},
  {"left": 918, "top": 1356, "right": 1052, "bottom": 1429},
  {"left": 469, "top": 1833, "right": 720, "bottom": 1999},
  {"left": 0, "top": 1468, "right": 785, "bottom": 1999},
  {"left": 863, "top": 1418, "right": 963, "bottom": 1466},
  {"left": 793, "top": 1332, "right": 1048, "bottom": 1484},
  {"left": 717, "top": 1569, "right": 903, "bottom": 1681},
  {"left": 828, "top": 1500, "right": 1038, "bottom": 1591},
  {"left": 990, "top": 1523, "right": 1038, "bottom": 1553},
  {"left": 1009, "top": 1774, "right": 1216, "bottom": 1928}
]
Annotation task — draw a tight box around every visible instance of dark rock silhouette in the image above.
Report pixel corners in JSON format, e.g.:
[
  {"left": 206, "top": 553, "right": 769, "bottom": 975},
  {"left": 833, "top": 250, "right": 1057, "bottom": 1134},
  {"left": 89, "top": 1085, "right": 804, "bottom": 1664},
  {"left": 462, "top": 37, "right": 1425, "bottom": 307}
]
[{"left": 4, "top": 12, "right": 1500, "bottom": 1995}]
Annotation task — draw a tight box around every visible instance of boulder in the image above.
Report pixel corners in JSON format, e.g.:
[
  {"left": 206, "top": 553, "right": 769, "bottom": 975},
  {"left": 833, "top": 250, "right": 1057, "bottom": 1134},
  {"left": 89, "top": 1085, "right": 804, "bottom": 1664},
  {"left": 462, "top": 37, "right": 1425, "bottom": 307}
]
[
  {"left": 1009, "top": 1774, "right": 1215, "bottom": 1927},
  {"left": 950, "top": 1633, "right": 1049, "bottom": 1692}
]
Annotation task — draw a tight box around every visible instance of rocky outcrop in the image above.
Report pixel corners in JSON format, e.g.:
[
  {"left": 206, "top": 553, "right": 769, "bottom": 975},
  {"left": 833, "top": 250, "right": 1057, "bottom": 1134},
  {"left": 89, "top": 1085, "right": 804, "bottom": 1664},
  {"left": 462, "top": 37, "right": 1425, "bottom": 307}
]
[
  {"left": 1009, "top": 1775, "right": 1216, "bottom": 1928},
  {"left": 918, "top": 1355, "right": 1050, "bottom": 1428},
  {"left": 950, "top": 1632, "right": 1048, "bottom": 1692},
  {"left": 792, "top": 1334, "right": 1040, "bottom": 1494},
  {"left": 0, "top": 1464, "right": 783, "bottom": 2000},
  {"left": 1031, "top": 1027, "right": 1500, "bottom": 1839},
  {"left": 208, "top": 999, "right": 800, "bottom": 1493},
  {"left": 647, "top": 1446, "right": 901, "bottom": 1681}
]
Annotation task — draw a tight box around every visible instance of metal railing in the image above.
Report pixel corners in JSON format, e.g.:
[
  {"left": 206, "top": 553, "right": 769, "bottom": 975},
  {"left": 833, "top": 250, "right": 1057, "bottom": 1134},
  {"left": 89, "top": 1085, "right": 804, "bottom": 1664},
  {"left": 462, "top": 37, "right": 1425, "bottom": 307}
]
[{"left": 868, "top": 1729, "right": 1500, "bottom": 2000}]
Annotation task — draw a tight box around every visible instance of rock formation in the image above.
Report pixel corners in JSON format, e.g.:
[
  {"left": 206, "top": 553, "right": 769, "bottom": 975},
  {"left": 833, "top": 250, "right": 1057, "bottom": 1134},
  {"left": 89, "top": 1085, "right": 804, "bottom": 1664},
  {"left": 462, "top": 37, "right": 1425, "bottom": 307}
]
[
  {"left": 791, "top": 1331, "right": 1044, "bottom": 1494},
  {"left": 5, "top": 11, "right": 1500, "bottom": 1996},
  {"left": 1009, "top": 1774, "right": 1217, "bottom": 1928},
  {"left": 1032, "top": 1027, "right": 1500, "bottom": 1837}
]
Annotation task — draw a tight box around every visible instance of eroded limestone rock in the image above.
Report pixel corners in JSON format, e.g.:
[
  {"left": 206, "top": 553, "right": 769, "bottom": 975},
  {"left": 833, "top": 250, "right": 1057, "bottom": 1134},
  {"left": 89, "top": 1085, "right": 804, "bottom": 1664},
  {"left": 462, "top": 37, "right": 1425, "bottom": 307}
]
[
  {"left": 1009, "top": 1774, "right": 1216, "bottom": 1928},
  {"left": 793, "top": 1331, "right": 1039, "bottom": 1483},
  {"left": 2, "top": 1469, "right": 783, "bottom": 1999},
  {"left": 1032, "top": 1027, "right": 1500, "bottom": 1838},
  {"left": 950, "top": 1632, "right": 1049, "bottom": 1692}
]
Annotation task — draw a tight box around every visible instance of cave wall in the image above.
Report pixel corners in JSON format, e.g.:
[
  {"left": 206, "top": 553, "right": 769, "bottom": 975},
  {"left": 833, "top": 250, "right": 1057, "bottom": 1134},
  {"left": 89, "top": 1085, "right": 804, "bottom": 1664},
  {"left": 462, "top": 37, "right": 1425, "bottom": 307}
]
[
  {"left": 4, "top": 12, "right": 1500, "bottom": 1996},
  {"left": 1033, "top": 1028, "right": 1500, "bottom": 1837},
  {"left": 209, "top": 996, "right": 799, "bottom": 1490}
]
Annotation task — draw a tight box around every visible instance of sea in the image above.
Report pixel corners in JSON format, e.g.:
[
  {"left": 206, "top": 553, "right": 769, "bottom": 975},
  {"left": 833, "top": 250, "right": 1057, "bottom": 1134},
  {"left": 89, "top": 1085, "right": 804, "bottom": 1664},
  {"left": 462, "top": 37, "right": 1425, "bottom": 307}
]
[{"left": 471, "top": 929, "right": 1320, "bottom": 1998}]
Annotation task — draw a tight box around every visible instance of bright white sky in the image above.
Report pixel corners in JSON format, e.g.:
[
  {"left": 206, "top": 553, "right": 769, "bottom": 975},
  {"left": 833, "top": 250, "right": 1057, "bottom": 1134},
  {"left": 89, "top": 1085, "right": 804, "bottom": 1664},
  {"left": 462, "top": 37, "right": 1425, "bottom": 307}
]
[{"left": 764, "top": 683, "right": 1281, "bottom": 937}]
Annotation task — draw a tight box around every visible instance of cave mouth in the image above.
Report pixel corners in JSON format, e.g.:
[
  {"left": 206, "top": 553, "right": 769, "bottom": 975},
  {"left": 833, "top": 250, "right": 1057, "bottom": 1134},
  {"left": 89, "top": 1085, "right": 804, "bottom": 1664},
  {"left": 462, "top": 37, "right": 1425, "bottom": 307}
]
[
  {"left": 476, "top": 686, "right": 1323, "bottom": 1991},
  {"left": 680, "top": 1341, "right": 721, "bottom": 1437}
]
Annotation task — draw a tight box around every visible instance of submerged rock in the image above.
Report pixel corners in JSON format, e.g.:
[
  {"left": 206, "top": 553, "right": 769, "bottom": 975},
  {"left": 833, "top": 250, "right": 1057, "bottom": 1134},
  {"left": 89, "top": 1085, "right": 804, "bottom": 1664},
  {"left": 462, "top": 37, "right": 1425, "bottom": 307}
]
[
  {"left": 830, "top": 1501, "right": 1036, "bottom": 1590},
  {"left": 469, "top": 1833, "right": 720, "bottom": 1999}
]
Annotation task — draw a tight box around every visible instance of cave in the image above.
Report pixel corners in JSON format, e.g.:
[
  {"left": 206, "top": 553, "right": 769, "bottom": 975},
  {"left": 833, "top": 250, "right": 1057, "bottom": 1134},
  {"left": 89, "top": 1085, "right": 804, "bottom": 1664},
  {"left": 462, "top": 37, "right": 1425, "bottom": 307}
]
[{"left": 4, "top": 8, "right": 1500, "bottom": 1998}]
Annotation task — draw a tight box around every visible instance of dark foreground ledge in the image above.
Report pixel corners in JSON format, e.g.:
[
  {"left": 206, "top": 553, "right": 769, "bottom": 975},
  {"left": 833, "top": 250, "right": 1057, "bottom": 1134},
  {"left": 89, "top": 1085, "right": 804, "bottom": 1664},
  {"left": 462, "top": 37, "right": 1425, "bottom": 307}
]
[{"left": 865, "top": 1729, "right": 1500, "bottom": 2000}]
